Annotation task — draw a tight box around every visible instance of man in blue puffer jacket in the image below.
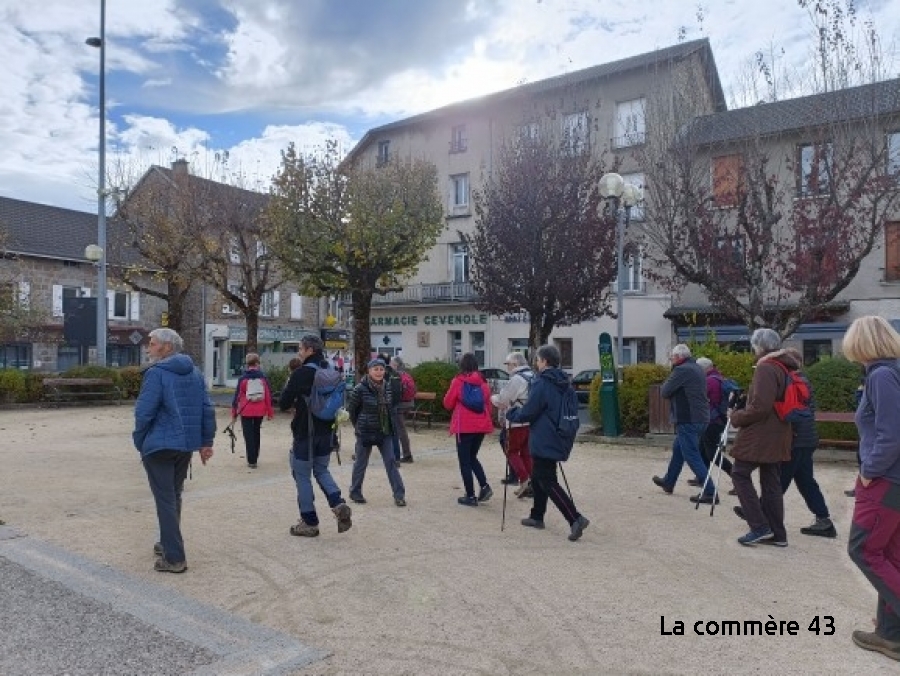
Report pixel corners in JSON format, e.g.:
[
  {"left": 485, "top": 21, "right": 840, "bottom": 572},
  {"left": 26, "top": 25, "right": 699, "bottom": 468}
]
[
  {"left": 507, "top": 344, "right": 590, "bottom": 542},
  {"left": 133, "top": 328, "right": 215, "bottom": 573}
]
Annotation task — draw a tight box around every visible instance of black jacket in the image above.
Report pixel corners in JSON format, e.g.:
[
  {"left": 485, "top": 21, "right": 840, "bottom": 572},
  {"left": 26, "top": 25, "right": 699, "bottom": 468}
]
[
  {"left": 279, "top": 351, "right": 335, "bottom": 438},
  {"left": 791, "top": 372, "right": 819, "bottom": 450},
  {"left": 347, "top": 376, "right": 394, "bottom": 442}
]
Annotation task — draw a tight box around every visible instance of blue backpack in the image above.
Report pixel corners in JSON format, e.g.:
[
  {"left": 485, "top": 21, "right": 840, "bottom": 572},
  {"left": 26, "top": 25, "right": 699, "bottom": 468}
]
[
  {"left": 304, "top": 362, "right": 345, "bottom": 421},
  {"left": 460, "top": 380, "right": 485, "bottom": 413},
  {"left": 712, "top": 375, "right": 741, "bottom": 421},
  {"left": 556, "top": 384, "right": 581, "bottom": 459}
]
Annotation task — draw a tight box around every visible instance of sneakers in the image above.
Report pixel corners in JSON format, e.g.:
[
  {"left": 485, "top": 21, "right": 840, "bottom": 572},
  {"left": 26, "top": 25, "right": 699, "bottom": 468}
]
[
  {"left": 852, "top": 630, "right": 900, "bottom": 661},
  {"left": 690, "top": 493, "right": 719, "bottom": 505},
  {"left": 734, "top": 505, "right": 746, "bottom": 520},
  {"left": 652, "top": 476, "right": 674, "bottom": 494},
  {"left": 521, "top": 517, "right": 545, "bottom": 529},
  {"left": 247, "top": 463, "right": 258, "bottom": 469},
  {"left": 349, "top": 492, "right": 367, "bottom": 504},
  {"left": 395, "top": 497, "right": 407, "bottom": 507},
  {"left": 289, "top": 521, "right": 320, "bottom": 537},
  {"left": 478, "top": 485, "right": 494, "bottom": 502},
  {"left": 457, "top": 496, "right": 478, "bottom": 507},
  {"left": 154, "top": 558, "right": 187, "bottom": 573},
  {"left": 737, "top": 528, "right": 774, "bottom": 546},
  {"left": 568, "top": 515, "right": 590, "bottom": 541},
  {"left": 514, "top": 479, "right": 532, "bottom": 498},
  {"left": 399, "top": 456, "right": 414, "bottom": 463},
  {"left": 332, "top": 503, "right": 352, "bottom": 533},
  {"left": 801, "top": 517, "right": 837, "bottom": 538},
  {"left": 153, "top": 542, "right": 163, "bottom": 557},
  {"left": 760, "top": 538, "right": 788, "bottom": 547}
]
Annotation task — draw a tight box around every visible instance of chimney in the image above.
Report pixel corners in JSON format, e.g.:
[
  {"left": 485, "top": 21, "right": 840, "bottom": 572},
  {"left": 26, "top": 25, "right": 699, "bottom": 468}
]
[{"left": 171, "top": 158, "right": 189, "bottom": 176}]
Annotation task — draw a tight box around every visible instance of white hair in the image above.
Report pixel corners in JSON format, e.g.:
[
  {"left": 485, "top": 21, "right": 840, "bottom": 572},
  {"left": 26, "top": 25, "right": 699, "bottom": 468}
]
[
  {"left": 149, "top": 328, "right": 183, "bottom": 352},
  {"left": 671, "top": 344, "right": 692, "bottom": 360},
  {"left": 696, "top": 357, "right": 713, "bottom": 371},
  {"left": 505, "top": 352, "right": 528, "bottom": 367}
]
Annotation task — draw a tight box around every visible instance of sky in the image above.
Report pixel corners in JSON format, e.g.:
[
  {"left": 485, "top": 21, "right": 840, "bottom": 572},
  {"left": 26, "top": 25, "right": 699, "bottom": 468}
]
[{"left": 2, "top": 0, "right": 898, "bottom": 214}]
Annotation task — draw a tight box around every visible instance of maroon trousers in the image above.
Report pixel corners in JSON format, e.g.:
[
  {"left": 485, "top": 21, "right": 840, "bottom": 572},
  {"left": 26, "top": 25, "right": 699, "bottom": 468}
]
[
  {"left": 505, "top": 426, "right": 532, "bottom": 482},
  {"left": 849, "top": 477, "right": 900, "bottom": 641}
]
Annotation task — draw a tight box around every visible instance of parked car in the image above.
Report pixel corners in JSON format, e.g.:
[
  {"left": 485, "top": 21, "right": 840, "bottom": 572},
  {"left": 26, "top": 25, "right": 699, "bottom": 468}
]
[
  {"left": 571, "top": 369, "right": 602, "bottom": 404},
  {"left": 480, "top": 367, "right": 510, "bottom": 395}
]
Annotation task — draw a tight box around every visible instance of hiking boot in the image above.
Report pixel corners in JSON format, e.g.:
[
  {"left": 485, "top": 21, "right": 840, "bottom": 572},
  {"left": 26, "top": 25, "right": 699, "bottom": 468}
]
[
  {"left": 332, "top": 503, "right": 352, "bottom": 533},
  {"left": 568, "top": 515, "right": 590, "bottom": 541},
  {"left": 734, "top": 506, "right": 746, "bottom": 521},
  {"left": 247, "top": 463, "right": 258, "bottom": 469},
  {"left": 153, "top": 542, "right": 163, "bottom": 558},
  {"left": 801, "top": 517, "right": 837, "bottom": 538},
  {"left": 400, "top": 456, "right": 414, "bottom": 463},
  {"left": 478, "top": 485, "right": 494, "bottom": 502},
  {"left": 457, "top": 496, "right": 478, "bottom": 507},
  {"left": 349, "top": 492, "right": 367, "bottom": 504},
  {"left": 652, "top": 476, "right": 673, "bottom": 494},
  {"left": 154, "top": 558, "right": 187, "bottom": 573},
  {"left": 514, "top": 479, "right": 532, "bottom": 498},
  {"left": 395, "top": 497, "right": 407, "bottom": 507},
  {"left": 289, "top": 521, "right": 320, "bottom": 537},
  {"left": 737, "top": 528, "right": 774, "bottom": 546},
  {"left": 852, "top": 630, "right": 900, "bottom": 661},
  {"left": 690, "top": 493, "right": 719, "bottom": 505},
  {"left": 521, "top": 517, "right": 545, "bottom": 529}
]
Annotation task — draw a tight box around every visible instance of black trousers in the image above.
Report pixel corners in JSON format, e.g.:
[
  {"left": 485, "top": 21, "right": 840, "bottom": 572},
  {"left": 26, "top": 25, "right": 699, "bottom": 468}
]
[
  {"left": 241, "top": 416, "right": 263, "bottom": 464},
  {"left": 700, "top": 421, "right": 732, "bottom": 475},
  {"left": 530, "top": 457, "right": 580, "bottom": 526}
]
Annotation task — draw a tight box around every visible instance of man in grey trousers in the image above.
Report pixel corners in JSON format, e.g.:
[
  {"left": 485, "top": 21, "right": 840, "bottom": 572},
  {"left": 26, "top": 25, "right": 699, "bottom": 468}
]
[{"left": 652, "top": 344, "right": 714, "bottom": 504}]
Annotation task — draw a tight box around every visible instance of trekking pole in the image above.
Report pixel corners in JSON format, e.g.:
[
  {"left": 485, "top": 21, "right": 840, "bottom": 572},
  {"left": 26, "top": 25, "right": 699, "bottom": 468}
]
[
  {"left": 501, "top": 426, "right": 510, "bottom": 532},
  {"left": 559, "top": 462, "right": 574, "bottom": 502},
  {"left": 697, "top": 419, "right": 731, "bottom": 516}
]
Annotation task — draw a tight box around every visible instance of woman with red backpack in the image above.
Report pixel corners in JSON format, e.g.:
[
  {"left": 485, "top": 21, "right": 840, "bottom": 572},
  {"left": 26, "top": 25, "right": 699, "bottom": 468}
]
[{"left": 443, "top": 353, "right": 494, "bottom": 507}]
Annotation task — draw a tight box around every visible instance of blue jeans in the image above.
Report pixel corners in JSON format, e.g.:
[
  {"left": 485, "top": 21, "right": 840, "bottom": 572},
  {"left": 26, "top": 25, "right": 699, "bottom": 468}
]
[
  {"left": 142, "top": 450, "right": 192, "bottom": 564},
  {"left": 289, "top": 435, "right": 344, "bottom": 526},
  {"left": 781, "top": 445, "right": 830, "bottom": 519},
  {"left": 350, "top": 436, "right": 405, "bottom": 501},
  {"left": 664, "top": 422, "right": 713, "bottom": 495},
  {"left": 456, "top": 433, "right": 488, "bottom": 498}
]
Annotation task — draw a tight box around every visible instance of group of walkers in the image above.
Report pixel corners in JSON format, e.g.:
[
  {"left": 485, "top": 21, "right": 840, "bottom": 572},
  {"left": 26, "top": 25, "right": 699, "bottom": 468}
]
[{"left": 131, "top": 315, "right": 900, "bottom": 663}]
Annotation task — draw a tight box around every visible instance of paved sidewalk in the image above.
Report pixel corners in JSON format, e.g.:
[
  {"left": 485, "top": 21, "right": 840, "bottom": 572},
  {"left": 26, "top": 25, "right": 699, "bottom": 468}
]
[{"left": 0, "top": 405, "right": 884, "bottom": 675}]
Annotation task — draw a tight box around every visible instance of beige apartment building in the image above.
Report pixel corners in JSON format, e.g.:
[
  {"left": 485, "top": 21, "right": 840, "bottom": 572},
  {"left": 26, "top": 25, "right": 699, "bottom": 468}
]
[{"left": 346, "top": 39, "right": 726, "bottom": 372}]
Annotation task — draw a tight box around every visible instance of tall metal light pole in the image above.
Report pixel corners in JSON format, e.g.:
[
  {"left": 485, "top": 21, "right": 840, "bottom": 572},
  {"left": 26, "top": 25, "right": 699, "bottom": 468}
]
[
  {"left": 599, "top": 173, "right": 641, "bottom": 373},
  {"left": 86, "top": 0, "right": 107, "bottom": 366}
]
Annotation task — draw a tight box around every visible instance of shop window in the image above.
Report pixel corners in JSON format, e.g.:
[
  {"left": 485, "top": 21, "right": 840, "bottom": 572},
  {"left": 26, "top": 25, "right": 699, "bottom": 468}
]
[
  {"left": 0, "top": 343, "right": 31, "bottom": 369},
  {"left": 449, "top": 331, "right": 462, "bottom": 363},
  {"left": 508, "top": 338, "right": 529, "bottom": 363},
  {"left": 802, "top": 339, "right": 833, "bottom": 366}
]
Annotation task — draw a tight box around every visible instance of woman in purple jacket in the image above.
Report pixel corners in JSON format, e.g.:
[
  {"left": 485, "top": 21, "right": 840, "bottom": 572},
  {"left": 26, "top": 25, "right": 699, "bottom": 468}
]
[{"left": 844, "top": 315, "right": 900, "bottom": 662}]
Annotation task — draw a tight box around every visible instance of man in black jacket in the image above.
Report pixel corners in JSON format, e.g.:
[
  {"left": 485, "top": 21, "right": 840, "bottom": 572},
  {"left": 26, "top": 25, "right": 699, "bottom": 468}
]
[
  {"left": 652, "top": 344, "right": 714, "bottom": 504},
  {"left": 279, "top": 334, "right": 351, "bottom": 537}
]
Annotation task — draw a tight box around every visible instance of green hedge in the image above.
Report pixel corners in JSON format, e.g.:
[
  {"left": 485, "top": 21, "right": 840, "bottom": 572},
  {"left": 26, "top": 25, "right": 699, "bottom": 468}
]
[
  {"left": 265, "top": 364, "right": 290, "bottom": 397},
  {"left": 0, "top": 370, "right": 44, "bottom": 403},
  {"left": 409, "top": 361, "right": 458, "bottom": 420},
  {"left": 806, "top": 356, "right": 861, "bottom": 442}
]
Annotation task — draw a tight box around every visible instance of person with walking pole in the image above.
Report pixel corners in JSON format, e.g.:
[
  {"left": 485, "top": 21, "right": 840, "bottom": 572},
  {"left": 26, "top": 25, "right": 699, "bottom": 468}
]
[{"left": 506, "top": 344, "right": 589, "bottom": 542}]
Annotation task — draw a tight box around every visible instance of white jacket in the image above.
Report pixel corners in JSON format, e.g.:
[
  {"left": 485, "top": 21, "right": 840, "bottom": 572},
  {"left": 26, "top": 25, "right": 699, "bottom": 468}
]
[{"left": 491, "top": 367, "right": 534, "bottom": 428}]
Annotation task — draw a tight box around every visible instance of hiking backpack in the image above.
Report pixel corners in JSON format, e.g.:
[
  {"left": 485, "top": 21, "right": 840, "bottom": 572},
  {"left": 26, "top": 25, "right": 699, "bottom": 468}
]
[
  {"left": 304, "top": 362, "right": 346, "bottom": 421},
  {"left": 245, "top": 377, "right": 265, "bottom": 403},
  {"left": 771, "top": 361, "right": 813, "bottom": 423},
  {"left": 400, "top": 371, "right": 417, "bottom": 403},
  {"left": 556, "top": 384, "right": 581, "bottom": 459},
  {"left": 711, "top": 375, "right": 741, "bottom": 420},
  {"left": 460, "top": 380, "right": 485, "bottom": 413}
]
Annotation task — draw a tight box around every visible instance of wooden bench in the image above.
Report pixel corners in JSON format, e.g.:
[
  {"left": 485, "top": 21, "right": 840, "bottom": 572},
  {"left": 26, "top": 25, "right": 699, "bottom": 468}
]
[
  {"left": 43, "top": 378, "right": 123, "bottom": 407},
  {"left": 406, "top": 392, "right": 437, "bottom": 431},
  {"left": 815, "top": 411, "right": 858, "bottom": 449}
]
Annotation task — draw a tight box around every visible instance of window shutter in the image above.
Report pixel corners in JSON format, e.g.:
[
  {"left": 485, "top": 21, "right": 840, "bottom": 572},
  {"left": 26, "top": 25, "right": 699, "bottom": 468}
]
[
  {"left": 130, "top": 292, "right": 140, "bottom": 320},
  {"left": 18, "top": 281, "right": 31, "bottom": 309},
  {"left": 290, "top": 293, "right": 302, "bottom": 319},
  {"left": 886, "top": 222, "right": 900, "bottom": 282},
  {"left": 107, "top": 290, "right": 115, "bottom": 319},
  {"left": 713, "top": 154, "right": 743, "bottom": 208},
  {"left": 52, "top": 285, "right": 63, "bottom": 317},
  {"left": 271, "top": 290, "right": 280, "bottom": 318}
]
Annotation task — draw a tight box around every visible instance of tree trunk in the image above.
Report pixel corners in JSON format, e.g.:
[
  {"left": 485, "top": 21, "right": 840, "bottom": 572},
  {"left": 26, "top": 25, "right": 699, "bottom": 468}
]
[
  {"left": 351, "top": 288, "right": 374, "bottom": 380},
  {"left": 167, "top": 280, "right": 187, "bottom": 333},
  {"left": 245, "top": 311, "right": 259, "bottom": 354}
]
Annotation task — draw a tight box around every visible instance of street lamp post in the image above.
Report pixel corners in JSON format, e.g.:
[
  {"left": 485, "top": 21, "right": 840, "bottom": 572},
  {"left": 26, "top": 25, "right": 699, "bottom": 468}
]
[
  {"left": 86, "top": 0, "right": 107, "bottom": 366},
  {"left": 599, "top": 173, "right": 641, "bottom": 372}
]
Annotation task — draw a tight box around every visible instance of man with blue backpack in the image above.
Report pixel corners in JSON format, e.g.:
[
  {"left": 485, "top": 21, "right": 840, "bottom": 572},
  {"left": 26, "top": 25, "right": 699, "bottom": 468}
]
[
  {"left": 279, "top": 334, "right": 352, "bottom": 538},
  {"left": 506, "top": 345, "right": 590, "bottom": 542}
]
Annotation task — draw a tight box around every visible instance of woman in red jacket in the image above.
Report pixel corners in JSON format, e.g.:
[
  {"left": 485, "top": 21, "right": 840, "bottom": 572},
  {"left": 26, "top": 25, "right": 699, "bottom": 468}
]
[{"left": 444, "top": 353, "right": 495, "bottom": 506}]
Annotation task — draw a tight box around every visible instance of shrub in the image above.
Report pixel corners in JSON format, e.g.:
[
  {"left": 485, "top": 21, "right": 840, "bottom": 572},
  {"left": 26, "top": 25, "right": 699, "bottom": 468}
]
[
  {"left": 0, "top": 369, "right": 29, "bottom": 403},
  {"left": 620, "top": 363, "right": 671, "bottom": 435},
  {"left": 806, "top": 356, "right": 861, "bottom": 442},
  {"left": 117, "top": 366, "right": 144, "bottom": 398},
  {"left": 409, "top": 361, "right": 458, "bottom": 420},
  {"left": 265, "top": 364, "right": 290, "bottom": 398}
]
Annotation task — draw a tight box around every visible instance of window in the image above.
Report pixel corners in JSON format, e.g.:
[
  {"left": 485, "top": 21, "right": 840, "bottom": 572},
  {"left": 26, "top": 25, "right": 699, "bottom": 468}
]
[
  {"left": 449, "top": 331, "right": 462, "bottom": 363},
  {"left": 797, "top": 142, "right": 832, "bottom": 197},
  {"left": 616, "top": 246, "right": 644, "bottom": 293},
  {"left": 229, "top": 344, "right": 247, "bottom": 377},
  {"left": 712, "top": 154, "right": 745, "bottom": 208},
  {"left": 888, "top": 132, "right": 900, "bottom": 176},
  {"left": 516, "top": 122, "right": 539, "bottom": 142},
  {"left": 377, "top": 140, "right": 390, "bottom": 167},
  {"left": 228, "top": 238, "right": 241, "bottom": 264},
  {"left": 509, "top": 338, "right": 529, "bottom": 362},
  {"left": 52, "top": 285, "right": 90, "bottom": 317},
  {"left": 562, "top": 111, "right": 589, "bottom": 155},
  {"left": 470, "top": 332, "right": 485, "bottom": 367},
  {"left": 107, "top": 291, "right": 139, "bottom": 320},
  {"left": 615, "top": 98, "right": 646, "bottom": 147},
  {"left": 260, "top": 290, "right": 280, "bottom": 318},
  {"left": 716, "top": 235, "right": 745, "bottom": 267},
  {"left": 451, "top": 174, "right": 469, "bottom": 209},
  {"left": 635, "top": 338, "right": 656, "bottom": 364},
  {"left": 622, "top": 172, "right": 645, "bottom": 221},
  {"left": 451, "top": 243, "right": 470, "bottom": 283},
  {"left": 450, "top": 124, "right": 467, "bottom": 153},
  {"left": 56, "top": 344, "right": 82, "bottom": 370},
  {"left": 885, "top": 222, "right": 900, "bottom": 282},
  {"left": 107, "top": 344, "right": 140, "bottom": 368},
  {"left": 554, "top": 338, "right": 573, "bottom": 370},
  {"left": 223, "top": 282, "right": 243, "bottom": 314},
  {"left": 290, "top": 292, "right": 303, "bottom": 320},
  {"left": 0, "top": 343, "right": 31, "bottom": 369},
  {"left": 802, "top": 339, "right": 832, "bottom": 366}
]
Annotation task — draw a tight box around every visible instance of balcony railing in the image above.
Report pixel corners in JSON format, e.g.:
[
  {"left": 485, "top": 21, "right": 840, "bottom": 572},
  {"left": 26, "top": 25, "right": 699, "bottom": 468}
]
[
  {"left": 346, "top": 282, "right": 478, "bottom": 307},
  {"left": 611, "top": 279, "right": 648, "bottom": 295}
]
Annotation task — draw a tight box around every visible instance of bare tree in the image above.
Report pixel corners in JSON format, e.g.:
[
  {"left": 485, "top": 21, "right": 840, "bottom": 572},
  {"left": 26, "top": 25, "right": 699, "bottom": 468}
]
[{"left": 0, "top": 223, "right": 49, "bottom": 345}]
